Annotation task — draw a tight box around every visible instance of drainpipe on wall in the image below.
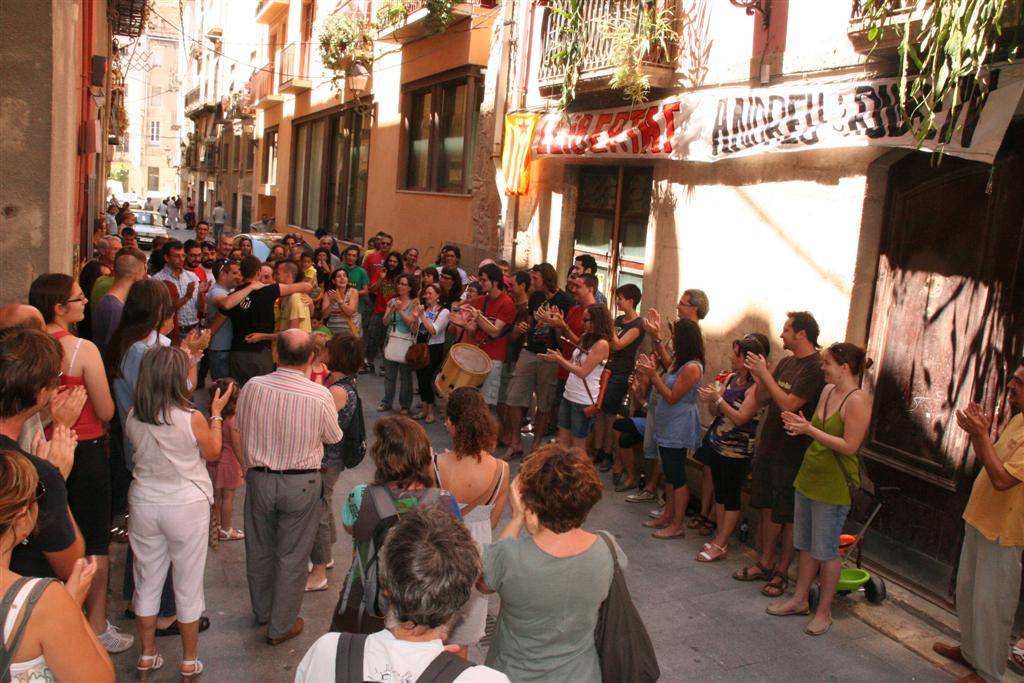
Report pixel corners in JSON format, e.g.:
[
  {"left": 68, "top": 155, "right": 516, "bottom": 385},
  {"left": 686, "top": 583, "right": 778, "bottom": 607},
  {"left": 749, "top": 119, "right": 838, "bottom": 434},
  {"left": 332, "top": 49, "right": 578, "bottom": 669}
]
[{"left": 508, "top": 0, "right": 540, "bottom": 269}]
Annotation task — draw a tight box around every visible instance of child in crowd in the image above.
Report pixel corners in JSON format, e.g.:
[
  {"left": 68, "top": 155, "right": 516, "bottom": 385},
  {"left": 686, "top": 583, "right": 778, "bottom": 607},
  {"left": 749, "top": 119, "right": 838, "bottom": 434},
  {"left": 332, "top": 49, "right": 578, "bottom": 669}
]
[
  {"left": 207, "top": 379, "right": 245, "bottom": 544},
  {"left": 310, "top": 331, "right": 331, "bottom": 385}
]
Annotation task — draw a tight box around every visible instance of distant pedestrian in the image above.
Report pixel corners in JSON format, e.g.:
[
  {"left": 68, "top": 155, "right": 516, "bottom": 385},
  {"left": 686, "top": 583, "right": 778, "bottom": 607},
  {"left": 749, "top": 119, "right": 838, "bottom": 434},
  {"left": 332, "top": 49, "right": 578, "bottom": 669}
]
[
  {"left": 236, "top": 329, "right": 343, "bottom": 646},
  {"left": 212, "top": 201, "right": 227, "bottom": 240}
]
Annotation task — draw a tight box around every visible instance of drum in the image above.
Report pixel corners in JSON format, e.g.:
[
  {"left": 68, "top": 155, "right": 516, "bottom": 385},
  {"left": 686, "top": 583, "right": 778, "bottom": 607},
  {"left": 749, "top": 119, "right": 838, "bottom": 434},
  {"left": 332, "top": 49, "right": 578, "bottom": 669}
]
[{"left": 434, "top": 343, "right": 492, "bottom": 399}]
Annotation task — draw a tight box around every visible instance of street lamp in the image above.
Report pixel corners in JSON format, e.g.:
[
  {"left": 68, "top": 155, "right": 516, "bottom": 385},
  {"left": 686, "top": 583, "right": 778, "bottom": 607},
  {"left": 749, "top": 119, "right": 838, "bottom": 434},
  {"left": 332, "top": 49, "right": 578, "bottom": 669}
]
[
  {"left": 345, "top": 64, "right": 374, "bottom": 118},
  {"left": 729, "top": 0, "right": 771, "bottom": 29}
]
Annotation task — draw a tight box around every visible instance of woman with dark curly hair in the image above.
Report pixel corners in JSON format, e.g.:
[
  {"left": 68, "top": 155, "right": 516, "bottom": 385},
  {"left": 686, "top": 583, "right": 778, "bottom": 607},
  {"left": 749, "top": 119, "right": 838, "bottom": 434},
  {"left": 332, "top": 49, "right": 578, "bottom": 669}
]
[
  {"left": 432, "top": 387, "right": 510, "bottom": 655},
  {"left": 480, "top": 443, "right": 625, "bottom": 682},
  {"left": 332, "top": 416, "right": 461, "bottom": 634}
]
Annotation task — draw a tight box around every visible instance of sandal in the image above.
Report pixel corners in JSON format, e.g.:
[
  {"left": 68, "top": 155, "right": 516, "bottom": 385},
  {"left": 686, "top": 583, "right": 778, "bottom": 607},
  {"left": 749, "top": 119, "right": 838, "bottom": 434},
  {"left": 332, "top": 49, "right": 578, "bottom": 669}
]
[
  {"left": 137, "top": 653, "right": 164, "bottom": 680},
  {"left": 696, "top": 543, "right": 728, "bottom": 562},
  {"left": 732, "top": 561, "right": 772, "bottom": 582},
  {"left": 642, "top": 519, "right": 668, "bottom": 529},
  {"left": 219, "top": 527, "right": 245, "bottom": 541},
  {"left": 652, "top": 528, "right": 686, "bottom": 540},
  {"left": 761, "top": 571, "right": 790, "bottom": 598},
  {"left": 1010, "top": 643, "right": 1024, "bottom": 673},
  {"left": 180, "top": 658, "right": 204, "bottom": 682},
  {"left": 686, "top": 514, "right": 706, "bottom": 530},
  {"left": 698, "top": 519, "right": 717, "bottom": 537}
]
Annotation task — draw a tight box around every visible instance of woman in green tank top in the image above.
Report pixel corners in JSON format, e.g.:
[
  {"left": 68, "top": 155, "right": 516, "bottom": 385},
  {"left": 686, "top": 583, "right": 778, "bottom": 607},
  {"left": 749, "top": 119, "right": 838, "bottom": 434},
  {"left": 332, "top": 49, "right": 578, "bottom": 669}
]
[{"left": 767, "top": 343, "right": 873, "bottom": 637}]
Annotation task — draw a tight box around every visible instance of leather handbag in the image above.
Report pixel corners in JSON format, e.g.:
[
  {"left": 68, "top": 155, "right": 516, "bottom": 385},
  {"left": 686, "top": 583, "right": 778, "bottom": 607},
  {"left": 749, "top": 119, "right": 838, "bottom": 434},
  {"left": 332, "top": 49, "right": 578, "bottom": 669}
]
[
  {"left": 832, "top": 450, "right": 876, "bottom": 523},
  {"left": 405, "top": 342, "right": 430, "bottom": 370},
  {"left": 594, "top": 532, "right": 660, "bottom": 683}
]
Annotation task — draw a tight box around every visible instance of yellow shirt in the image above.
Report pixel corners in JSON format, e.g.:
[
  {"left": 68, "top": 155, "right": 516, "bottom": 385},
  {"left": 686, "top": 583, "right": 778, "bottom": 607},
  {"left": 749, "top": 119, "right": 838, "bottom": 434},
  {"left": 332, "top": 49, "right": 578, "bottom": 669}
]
[
  {"left": 963, "top": 413, "right": 1024, "bottom": 546},
  {"left": 276, "top": 293, "right": 312, "bottom": 333}
]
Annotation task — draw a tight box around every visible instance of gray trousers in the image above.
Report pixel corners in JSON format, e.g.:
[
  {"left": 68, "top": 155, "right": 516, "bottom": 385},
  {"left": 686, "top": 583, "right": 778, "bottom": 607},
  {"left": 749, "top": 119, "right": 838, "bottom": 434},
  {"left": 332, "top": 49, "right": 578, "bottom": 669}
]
[
  {"left": 956, "top": 523, "right": 1021, "bottom": 683},
  {"left": 310, "top": 464, "right": 343, "bottom": 566},
  {"left": 243, "top": 469, "right": 322, "bottom": 639}
]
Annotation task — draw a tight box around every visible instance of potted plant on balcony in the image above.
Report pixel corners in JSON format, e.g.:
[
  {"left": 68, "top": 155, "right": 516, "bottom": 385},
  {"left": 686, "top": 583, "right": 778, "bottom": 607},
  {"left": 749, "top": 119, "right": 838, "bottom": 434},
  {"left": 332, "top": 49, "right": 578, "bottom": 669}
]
[
  {"left": 544, "top": 0, "right": 586, "bottom": 111},
  {"left": 318, "top": 11, "right": 375, "bottom": 87},
  {"left": 376, "top": 0, "right": 412, "bottom": 29},
  {"left": 607, "top": 1, "right": 678, "bottom": 104},
  {"left": 424, "top": 0, "right": 458, "bottom": 34},
  {"left": 858, "top": 0, "right": 1023, "bottom": 149}
]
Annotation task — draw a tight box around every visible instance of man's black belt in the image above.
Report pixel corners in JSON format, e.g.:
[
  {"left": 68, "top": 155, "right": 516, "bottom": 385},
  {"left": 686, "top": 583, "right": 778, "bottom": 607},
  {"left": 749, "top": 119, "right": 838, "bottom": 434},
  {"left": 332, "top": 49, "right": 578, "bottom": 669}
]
[{"left": 250, "top": 466, "right": 319, "bottom": 475}]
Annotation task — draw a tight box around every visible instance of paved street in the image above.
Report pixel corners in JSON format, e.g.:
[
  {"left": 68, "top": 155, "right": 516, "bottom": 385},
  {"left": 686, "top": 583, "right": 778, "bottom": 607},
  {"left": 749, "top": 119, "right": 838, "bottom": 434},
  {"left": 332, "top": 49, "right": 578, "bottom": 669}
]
[{"left": 107, "top": 372, "right": 948, "bottom": 682}]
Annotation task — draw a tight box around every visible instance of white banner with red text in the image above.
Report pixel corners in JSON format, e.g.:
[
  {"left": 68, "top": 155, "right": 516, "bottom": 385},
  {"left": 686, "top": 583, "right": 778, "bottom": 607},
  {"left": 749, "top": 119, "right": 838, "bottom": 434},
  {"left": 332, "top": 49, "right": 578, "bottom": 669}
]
[{"left": 528, "top": 65, "right": 1024, "bottom": 165}]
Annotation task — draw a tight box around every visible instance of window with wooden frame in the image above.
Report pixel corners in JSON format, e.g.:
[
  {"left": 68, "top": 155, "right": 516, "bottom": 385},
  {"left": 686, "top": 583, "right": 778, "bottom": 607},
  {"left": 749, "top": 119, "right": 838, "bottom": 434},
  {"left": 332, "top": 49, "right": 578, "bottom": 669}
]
[
  {"left": 399, "top": 67, "right": 483, "bottom": 194},
  {"left": 261, "top": 127, "right": 278, "bottom": 185},
  {"left": 288, "top": 105, "right": 372, "bottom": 242}
]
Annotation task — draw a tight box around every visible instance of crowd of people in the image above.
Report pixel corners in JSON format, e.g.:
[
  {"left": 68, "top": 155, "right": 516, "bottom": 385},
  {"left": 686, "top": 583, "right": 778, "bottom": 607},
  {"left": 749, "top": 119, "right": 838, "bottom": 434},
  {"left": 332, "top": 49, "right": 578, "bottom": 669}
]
[{"left": 0, "top": 220, "right": 1021, "bottom": 683}]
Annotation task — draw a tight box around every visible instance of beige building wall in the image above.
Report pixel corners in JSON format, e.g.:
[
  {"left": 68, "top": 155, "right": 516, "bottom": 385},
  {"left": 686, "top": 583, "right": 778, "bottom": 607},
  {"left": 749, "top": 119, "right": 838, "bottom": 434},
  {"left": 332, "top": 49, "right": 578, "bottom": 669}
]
[{"left": 508, "top": 0, "right": 906, "bottom": 362}]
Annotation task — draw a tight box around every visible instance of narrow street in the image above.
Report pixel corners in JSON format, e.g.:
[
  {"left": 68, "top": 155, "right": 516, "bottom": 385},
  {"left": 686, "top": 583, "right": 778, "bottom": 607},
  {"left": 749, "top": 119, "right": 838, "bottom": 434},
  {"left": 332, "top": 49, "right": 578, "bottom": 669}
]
[{"left": 104, "top": 372, "right": 948, "bottom": 682}]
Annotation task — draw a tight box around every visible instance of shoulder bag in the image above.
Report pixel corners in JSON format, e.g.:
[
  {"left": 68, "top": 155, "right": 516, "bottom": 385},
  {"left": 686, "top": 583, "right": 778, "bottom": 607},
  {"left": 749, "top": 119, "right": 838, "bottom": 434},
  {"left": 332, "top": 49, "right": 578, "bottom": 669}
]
[
  {"left": 593, "top": 532, "right": 660, "bottom": 683},
  {"left": 384, "top": 303, "right": 416, "bottom": 364}
]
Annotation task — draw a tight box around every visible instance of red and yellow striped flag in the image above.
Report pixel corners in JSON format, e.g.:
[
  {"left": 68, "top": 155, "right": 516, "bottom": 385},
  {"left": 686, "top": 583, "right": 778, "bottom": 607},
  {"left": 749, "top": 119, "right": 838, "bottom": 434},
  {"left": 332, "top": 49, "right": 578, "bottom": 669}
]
[{"left": 501, "top": 112, "right": 539, "bottom": 196}]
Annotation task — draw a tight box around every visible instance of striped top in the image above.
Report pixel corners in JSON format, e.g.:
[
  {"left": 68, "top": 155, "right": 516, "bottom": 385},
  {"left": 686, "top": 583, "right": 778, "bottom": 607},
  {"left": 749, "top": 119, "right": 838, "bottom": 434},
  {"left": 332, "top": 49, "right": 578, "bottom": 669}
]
[{"left": 236, "top": 367, "right": 344, "bottom": 471}]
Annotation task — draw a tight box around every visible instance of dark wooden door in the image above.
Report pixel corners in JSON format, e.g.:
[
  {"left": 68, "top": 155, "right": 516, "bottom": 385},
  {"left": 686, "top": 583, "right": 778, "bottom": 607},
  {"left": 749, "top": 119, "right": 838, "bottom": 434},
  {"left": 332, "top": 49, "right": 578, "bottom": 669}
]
[{"left": 863, "top": 124, "right": 1024, "bottom": 599}]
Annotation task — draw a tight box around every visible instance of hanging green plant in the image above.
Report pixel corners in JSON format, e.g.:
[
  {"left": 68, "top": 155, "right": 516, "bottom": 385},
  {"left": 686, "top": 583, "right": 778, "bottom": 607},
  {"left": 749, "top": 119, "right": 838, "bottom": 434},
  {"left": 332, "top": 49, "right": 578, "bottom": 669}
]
[
  {"left": 544, "top": 0, "right": 586, "bottom": 111},
  {"left": 318, "top": 12, "right": 375, "bottom": 87},
  {"left": 424, "top": 0, "right": 457, "bottom": 34},
  {"left": 607, "top": 3, "right": 678, "bottom": 105},
  {"left": 375, "top": 0, "right": 411, "bottom": 30},
  {"left": 859, "top": 0, "right": 1023, "bottom": 149}
]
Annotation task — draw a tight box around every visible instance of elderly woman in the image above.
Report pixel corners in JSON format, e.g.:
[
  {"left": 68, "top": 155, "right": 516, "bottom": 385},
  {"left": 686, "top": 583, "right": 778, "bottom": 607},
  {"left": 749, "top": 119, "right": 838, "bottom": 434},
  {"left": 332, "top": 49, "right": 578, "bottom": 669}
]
[
  {"left": 480, "top": 443, "right": 626, "bottom": 682},
  {"left": 125, "top": 346, "right": 229, "bottom": 680},
  {"left": 331, "top": 416, "right": 461, "bottom": 634},
  {"left": 296, "top": 506, "right": 507, "bottom": 682}
]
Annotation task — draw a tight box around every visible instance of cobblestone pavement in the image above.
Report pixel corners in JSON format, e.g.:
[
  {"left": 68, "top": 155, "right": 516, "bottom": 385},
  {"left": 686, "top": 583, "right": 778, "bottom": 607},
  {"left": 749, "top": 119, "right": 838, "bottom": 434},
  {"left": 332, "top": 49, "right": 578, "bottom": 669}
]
[{"left": 108, "top": 372, "right": 947, "bottom": 682}]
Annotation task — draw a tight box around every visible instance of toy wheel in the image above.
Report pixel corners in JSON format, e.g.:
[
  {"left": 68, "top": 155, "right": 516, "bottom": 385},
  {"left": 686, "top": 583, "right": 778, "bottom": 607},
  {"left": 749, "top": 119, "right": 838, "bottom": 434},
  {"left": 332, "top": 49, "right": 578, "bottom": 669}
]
[
  {"left": 808, "top": 583, "right": 820, "bottom": 609},
  {"left": 865, "top": 575, "right": 886, "bottom": 604}
]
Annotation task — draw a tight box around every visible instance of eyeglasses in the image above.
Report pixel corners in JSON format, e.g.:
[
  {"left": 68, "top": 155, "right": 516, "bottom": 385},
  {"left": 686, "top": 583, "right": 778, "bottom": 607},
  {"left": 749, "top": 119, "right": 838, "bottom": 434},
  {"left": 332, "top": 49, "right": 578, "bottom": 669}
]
[
  {"left": 34, "top": 480, "right": 47, "bottom": 506},
  {"left": 65, "top": 296, "right": 87, "bottom": 304}
]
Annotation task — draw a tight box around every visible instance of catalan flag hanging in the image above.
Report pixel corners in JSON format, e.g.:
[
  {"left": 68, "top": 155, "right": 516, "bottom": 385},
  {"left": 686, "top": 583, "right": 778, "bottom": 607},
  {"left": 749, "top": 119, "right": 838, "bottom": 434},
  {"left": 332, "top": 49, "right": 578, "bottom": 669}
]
[{"left": 501, "top": 112, "right": 539, "bottom": 196}]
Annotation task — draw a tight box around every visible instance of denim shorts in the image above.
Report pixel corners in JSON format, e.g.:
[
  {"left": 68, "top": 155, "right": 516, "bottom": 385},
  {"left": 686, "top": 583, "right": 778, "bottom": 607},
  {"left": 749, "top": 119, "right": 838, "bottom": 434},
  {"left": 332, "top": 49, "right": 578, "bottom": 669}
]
[
  {"left": 793, "top": 491, "right": 851, "bottom": 561},
  {"left": 558, "top": 398, "right": 594, "bottom": 439}
]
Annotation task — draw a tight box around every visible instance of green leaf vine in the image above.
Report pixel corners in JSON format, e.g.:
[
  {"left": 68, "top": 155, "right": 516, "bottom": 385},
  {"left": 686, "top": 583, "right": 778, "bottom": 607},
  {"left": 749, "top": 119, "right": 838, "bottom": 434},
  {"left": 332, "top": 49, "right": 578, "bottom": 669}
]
[
  {"left": 318, "top": 12, "right": 375, "bottom": 86},
  {"left": 859, "top": 0, "right": 1023, "bottom": 148},
  {"left": 544, "top": 0, "right": 585, "bottom": 111},
  {"left": 608, "top": 3, "right": 678, "bottom": 104}
]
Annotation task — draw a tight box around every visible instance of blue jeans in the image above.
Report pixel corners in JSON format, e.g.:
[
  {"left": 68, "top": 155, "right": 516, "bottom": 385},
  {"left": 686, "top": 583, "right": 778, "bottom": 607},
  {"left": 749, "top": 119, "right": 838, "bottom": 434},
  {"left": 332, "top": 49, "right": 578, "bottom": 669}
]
[
  {"left": 558, "top": 398, "right": 594, "bottom": 438},
  {"left": 793, "top": 491, "right": 850, "bottom": 561},
  {"left": 383, "top": 359, "right": 412, "bottom": 410}
]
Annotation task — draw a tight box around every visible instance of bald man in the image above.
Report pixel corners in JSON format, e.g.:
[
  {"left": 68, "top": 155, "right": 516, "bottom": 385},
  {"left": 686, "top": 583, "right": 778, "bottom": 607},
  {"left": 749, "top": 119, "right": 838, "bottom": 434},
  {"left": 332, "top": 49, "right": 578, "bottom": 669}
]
[
  {"left": 235, "top": 328, "right": 342, "bottom": 645},
  {"left": 0, "top": 303, "right": 45, "bottom": 331}
]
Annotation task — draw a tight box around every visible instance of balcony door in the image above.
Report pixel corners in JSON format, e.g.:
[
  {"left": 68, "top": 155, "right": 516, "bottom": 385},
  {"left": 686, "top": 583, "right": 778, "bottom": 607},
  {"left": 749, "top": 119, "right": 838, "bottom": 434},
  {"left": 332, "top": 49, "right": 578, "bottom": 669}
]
[{"left": 573, "top": 166, "right": 652, "bottom": 305}]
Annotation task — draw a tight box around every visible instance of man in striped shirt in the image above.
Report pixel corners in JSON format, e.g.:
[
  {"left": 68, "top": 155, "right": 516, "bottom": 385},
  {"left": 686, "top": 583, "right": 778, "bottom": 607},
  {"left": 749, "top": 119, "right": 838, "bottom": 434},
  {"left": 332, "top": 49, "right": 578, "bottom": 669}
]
[{"left": 237, "top": 329, "right": 343, "bottom": 646}]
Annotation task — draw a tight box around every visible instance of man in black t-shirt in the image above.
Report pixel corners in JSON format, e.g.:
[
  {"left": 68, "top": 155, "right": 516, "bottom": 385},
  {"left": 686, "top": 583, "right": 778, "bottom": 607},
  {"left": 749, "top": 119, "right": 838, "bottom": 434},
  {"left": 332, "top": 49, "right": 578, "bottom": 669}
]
[
  {"left": 218, "top": 256, "right": 312, "bottom": 385},
  {"left": 734, "top": 311, "right": 825, "bottom": 598},
  {"left": 500, "top": 263, "right": 573, "bottom": 459},
  {"left": 0, "top": 327, "right": 83, "bottom": 579}
]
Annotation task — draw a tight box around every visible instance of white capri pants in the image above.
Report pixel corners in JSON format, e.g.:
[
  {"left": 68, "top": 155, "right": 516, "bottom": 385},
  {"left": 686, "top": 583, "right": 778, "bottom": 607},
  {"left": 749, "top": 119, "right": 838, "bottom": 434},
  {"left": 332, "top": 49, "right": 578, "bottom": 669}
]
[{"left": 129, "top": 498, "right": 210, "bottom": 623}]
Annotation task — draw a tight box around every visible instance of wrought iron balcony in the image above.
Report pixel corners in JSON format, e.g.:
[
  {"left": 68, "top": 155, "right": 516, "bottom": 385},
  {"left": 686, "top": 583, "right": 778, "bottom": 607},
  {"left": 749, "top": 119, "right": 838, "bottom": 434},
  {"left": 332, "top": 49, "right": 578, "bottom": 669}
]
[
  {"left": 278, "top": 43, "right": 312, "bottom": 94},
  {"left": 110, "top": 0, "right": 149, "bottom": 37},
  {"left": 251, "top": 62, "right": 285, "bottom": 110},
  {"left": 536, "top": 0, "right": 676, "bottom": 97},
  {"left": 376, "top": 0, "right": 496, "bottom": 44},
  {"left": 184, "top": 86, "right": 201, "bottom": 111}
]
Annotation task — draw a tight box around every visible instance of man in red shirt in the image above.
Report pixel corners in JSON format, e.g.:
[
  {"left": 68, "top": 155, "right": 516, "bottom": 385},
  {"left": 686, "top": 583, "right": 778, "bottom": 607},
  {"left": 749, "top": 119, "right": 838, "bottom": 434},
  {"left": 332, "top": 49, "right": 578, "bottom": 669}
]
[
  {"left": 362, "top": 232, "right": 392, "bottom": 286},
  {"left": 454, "top": 263, "right": 516, "bottom": 407}
]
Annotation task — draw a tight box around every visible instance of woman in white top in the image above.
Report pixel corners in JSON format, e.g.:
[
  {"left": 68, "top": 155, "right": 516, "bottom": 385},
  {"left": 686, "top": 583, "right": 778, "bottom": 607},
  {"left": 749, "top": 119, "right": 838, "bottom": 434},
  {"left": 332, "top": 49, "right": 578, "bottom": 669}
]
[
  {"left": 321, "top": 268, "right": 361, "bottom": 339},
  {"left": 125, "top": 346, "right": 229, "bottom": 681},
  {"left": 0, "top": 452, "right": 114, "bottom": 683},
  {"left": 431, "top": 387, "right": 510, "bottom": 655},
  {"left": 539, "top": 304, "right": 612, "bottom": 452},
  {"left": 413, "top": 284, "right": 450, "bottom": 424}
]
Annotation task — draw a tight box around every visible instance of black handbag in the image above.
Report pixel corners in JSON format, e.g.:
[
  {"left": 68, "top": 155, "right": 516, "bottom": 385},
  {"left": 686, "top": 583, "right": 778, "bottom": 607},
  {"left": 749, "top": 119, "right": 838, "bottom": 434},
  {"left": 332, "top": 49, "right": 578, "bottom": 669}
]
[{"left": 594, "top": 532, "right": 660, "bottom": 683}]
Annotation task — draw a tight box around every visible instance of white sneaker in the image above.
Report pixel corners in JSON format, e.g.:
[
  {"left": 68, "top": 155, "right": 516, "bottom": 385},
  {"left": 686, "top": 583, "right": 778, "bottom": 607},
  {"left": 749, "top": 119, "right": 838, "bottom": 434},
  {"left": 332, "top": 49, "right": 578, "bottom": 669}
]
[{"left": 98, "top": 620, "right": 134, "bottom": 653}]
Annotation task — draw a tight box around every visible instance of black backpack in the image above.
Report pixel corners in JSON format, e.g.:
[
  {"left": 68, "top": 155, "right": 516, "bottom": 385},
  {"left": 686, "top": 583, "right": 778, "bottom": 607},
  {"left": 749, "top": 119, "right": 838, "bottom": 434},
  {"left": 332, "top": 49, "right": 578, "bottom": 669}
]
[
  {"left": 333, "top": 633, "right": 471, "bottom": 683},
  {"left": 340, "top": 386, "right": 366, "bottom": 469}
]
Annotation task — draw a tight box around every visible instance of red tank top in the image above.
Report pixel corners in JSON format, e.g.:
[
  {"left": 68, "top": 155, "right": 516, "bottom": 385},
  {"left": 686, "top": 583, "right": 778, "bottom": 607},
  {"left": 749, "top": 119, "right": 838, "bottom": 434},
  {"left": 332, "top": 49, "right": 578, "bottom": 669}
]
[{"left": 48, "top": 330, "right": 105, "bottom": 440}]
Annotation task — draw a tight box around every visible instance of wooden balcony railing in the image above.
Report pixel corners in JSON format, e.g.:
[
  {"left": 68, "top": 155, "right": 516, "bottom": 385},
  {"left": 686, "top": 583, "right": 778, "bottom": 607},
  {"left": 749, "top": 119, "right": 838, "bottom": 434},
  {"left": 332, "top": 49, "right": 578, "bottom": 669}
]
[{"left": 537, "top": 0, "right": 675, "bottom": 85}]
